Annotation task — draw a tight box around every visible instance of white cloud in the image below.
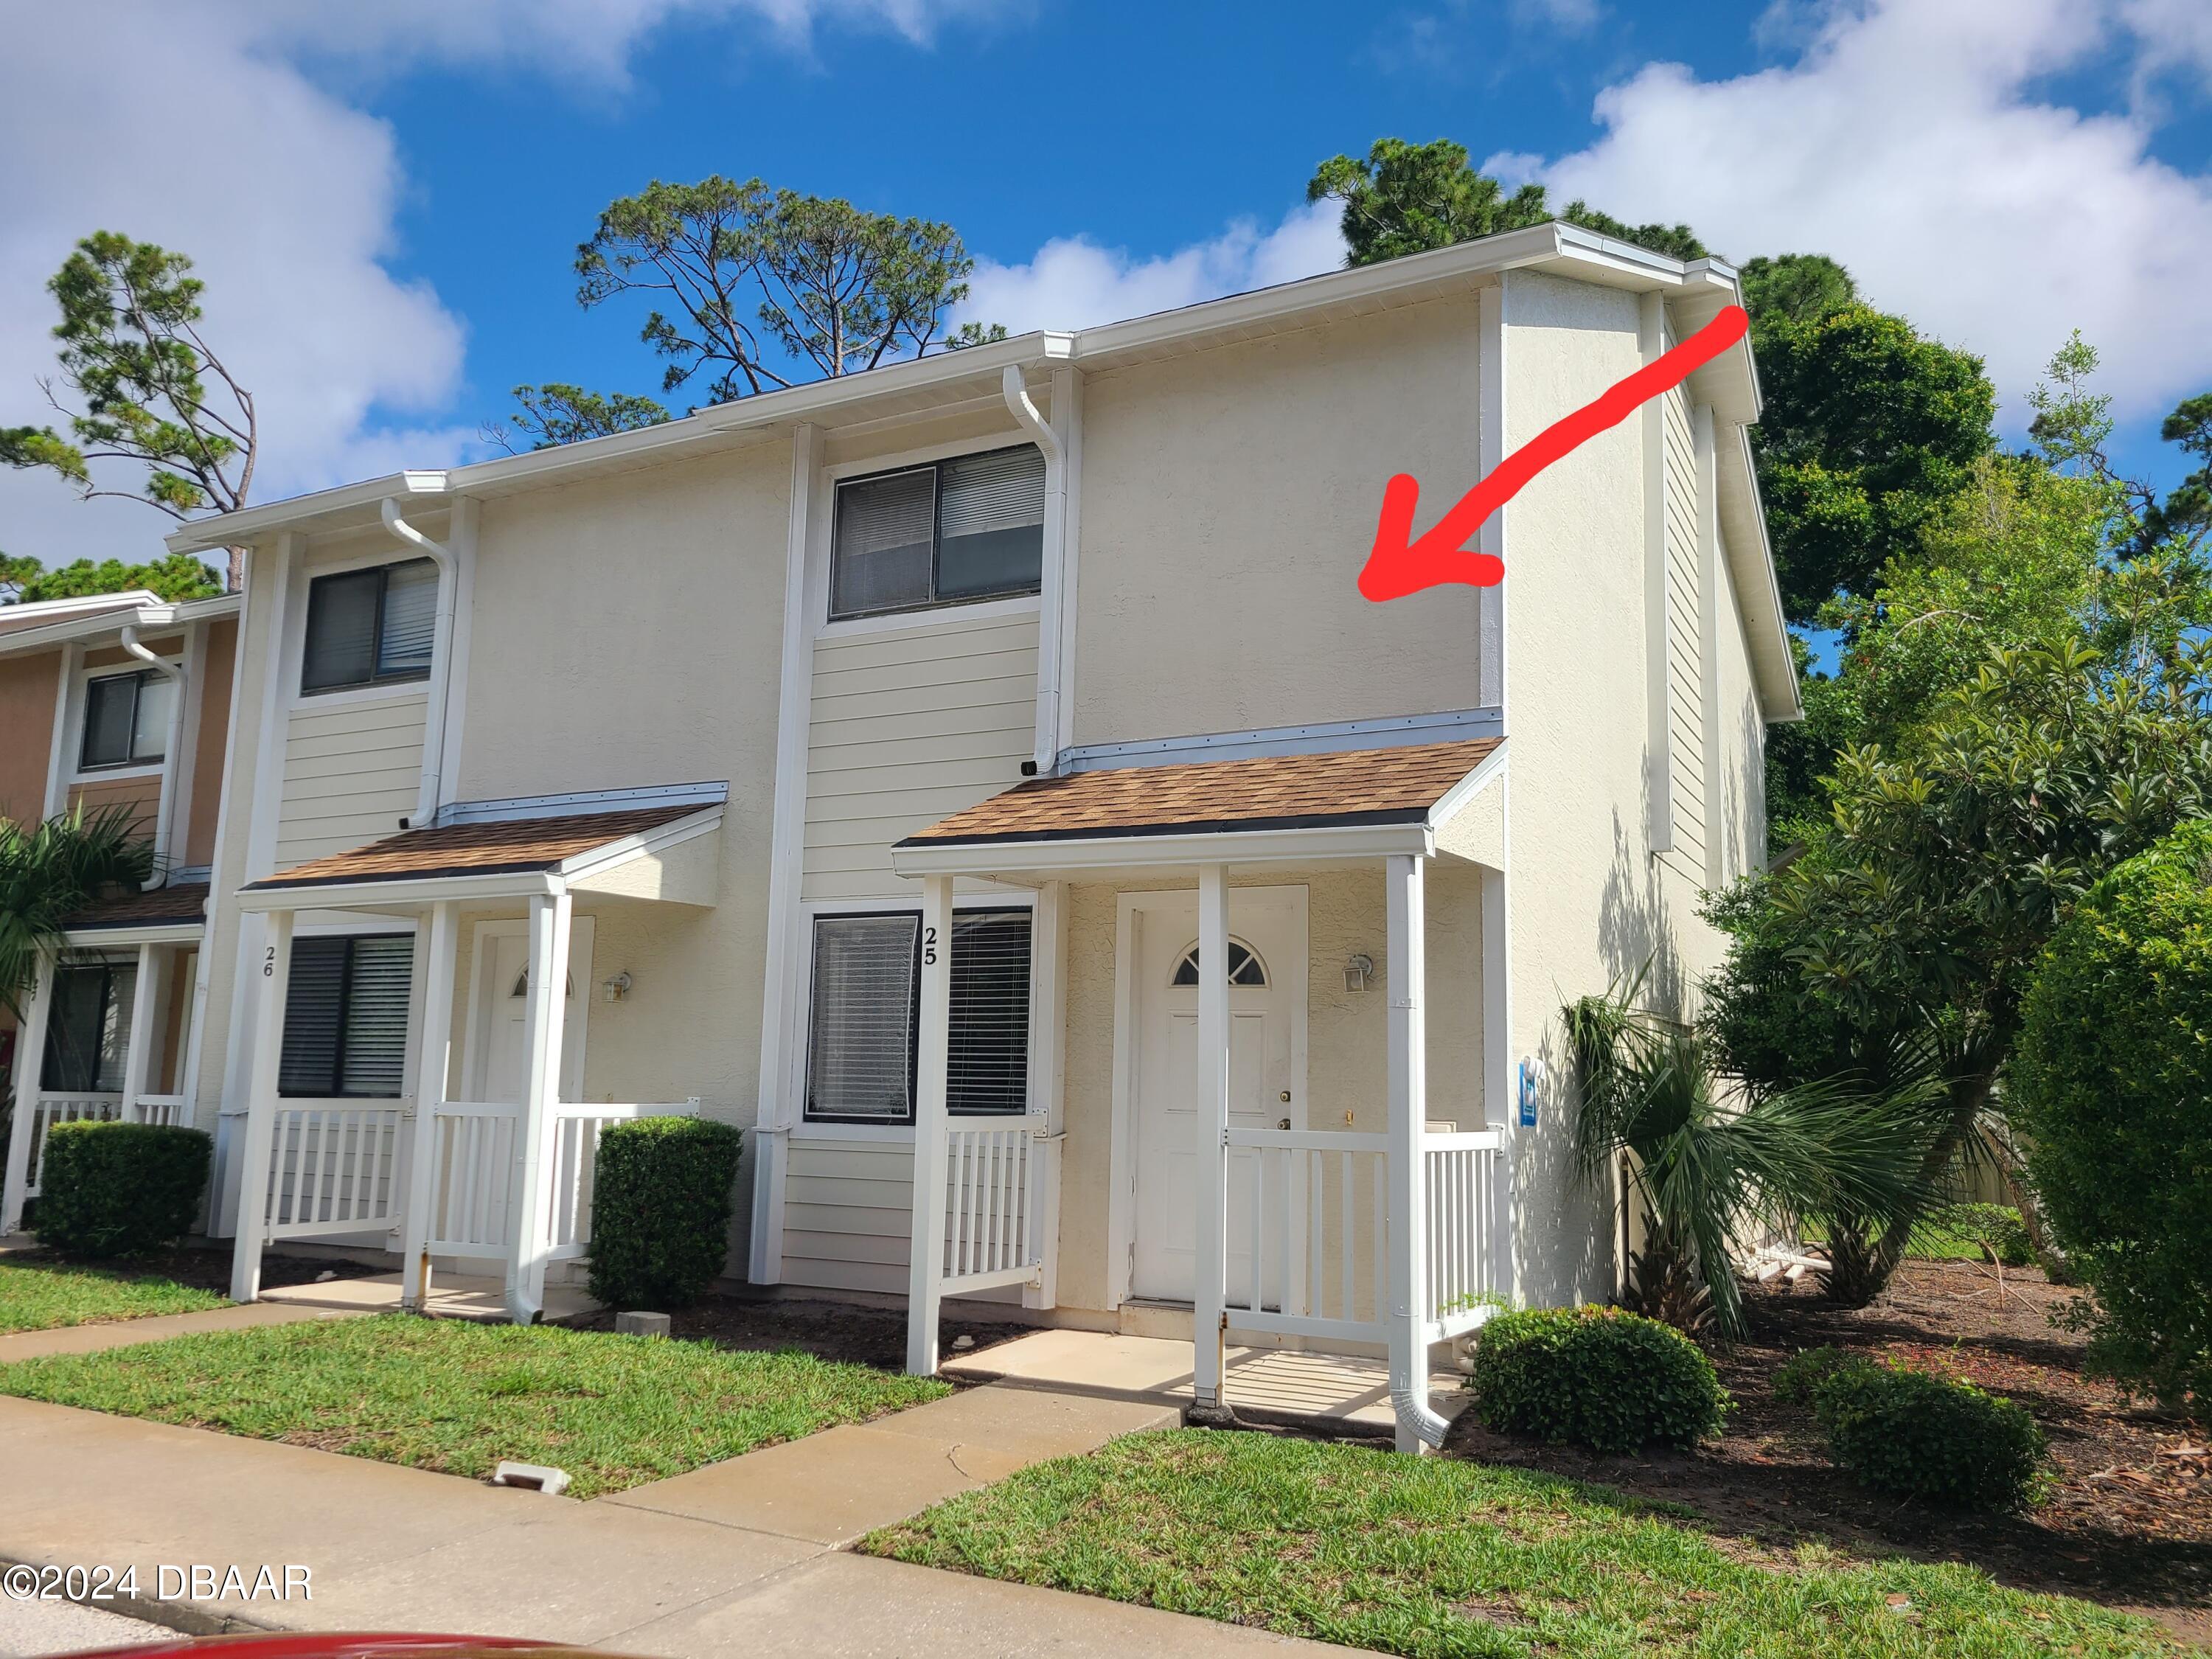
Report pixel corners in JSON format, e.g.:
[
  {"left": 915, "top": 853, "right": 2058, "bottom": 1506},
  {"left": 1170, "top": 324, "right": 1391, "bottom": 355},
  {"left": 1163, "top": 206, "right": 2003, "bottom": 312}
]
[
  {"left": 0, "top": 0, "right": 1007, "bottom": 571},
  {"left": 1505, "top": 0, "right": 2212, "bottom": 425},
  {"left": 957, "top": 201, "right": 1346, "bottom": 337}
]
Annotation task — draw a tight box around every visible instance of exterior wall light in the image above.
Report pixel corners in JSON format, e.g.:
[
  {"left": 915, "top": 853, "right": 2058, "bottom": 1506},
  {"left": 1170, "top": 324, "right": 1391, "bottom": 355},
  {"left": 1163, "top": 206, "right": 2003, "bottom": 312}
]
[
  {"left": 601, "top": 971, "right": 633, "bottom": 1003},
  {"left": 1343, "top": 953, "right": 1374, "bottom": 992}
]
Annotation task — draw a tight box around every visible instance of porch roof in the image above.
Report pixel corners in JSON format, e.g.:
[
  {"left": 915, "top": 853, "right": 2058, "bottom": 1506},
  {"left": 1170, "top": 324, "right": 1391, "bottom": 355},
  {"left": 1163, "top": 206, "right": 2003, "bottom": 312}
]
[
  {"left": 892, "top": 737, "right": 1506, "bottom": 879},
  {"left": 61, "top": 882, "right": 210, "bottom": 945},
  {"left": 237, "top": 801, "right": 723, "bottom": 912}
]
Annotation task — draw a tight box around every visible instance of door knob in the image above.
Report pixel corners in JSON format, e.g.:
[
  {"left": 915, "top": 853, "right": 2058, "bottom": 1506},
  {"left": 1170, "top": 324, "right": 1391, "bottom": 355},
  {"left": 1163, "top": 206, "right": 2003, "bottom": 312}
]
[{"left": 1278, "top": 1090, "right": 1291, "bottom": 1102}]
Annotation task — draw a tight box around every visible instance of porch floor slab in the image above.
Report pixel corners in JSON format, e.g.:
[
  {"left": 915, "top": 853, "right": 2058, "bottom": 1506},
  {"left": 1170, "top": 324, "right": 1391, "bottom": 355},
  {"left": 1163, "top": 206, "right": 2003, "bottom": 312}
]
[
  {"left": 941, "top": 1328, "right": 1470, "bottom": 1435},
  {"left": 257, "top": 1270, "right": 601, "bottom": 1324}
]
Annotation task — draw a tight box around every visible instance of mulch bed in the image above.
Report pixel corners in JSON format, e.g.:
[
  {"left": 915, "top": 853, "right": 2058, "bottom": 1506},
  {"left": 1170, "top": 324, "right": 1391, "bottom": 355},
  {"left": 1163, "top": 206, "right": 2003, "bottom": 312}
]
[
  {"left": 119, "top": 1246, "right": 388, "bottom": 1295},
  {"left": 574, "top": 1290, "right": 1033, "bottom": 1374},
  {"left": 1443, "top": 1259, "right": 2212, "bottom": 1644}
]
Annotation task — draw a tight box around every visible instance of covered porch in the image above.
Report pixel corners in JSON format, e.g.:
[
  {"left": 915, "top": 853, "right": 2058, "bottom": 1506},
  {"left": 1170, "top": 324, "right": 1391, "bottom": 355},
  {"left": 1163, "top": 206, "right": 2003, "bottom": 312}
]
[
  {"left": 891, "top": 735, "right": 1516, "bottom": 1453},
  {"left": 1, "top": 883, "right": 210, "bottom": 1235},
  {"left": 226, "top": 793, "right": 724, "bottom": 1324}
]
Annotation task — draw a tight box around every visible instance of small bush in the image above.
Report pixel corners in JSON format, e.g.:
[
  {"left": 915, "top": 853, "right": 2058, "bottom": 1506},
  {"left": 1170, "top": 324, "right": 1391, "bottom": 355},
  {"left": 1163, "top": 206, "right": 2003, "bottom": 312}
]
[
  {"left": 1778, "top": 1346, "right": 2048, "bottom": 1510},
  {"left": 1917, "top": 1202, "right": 2032, "bottom": 1267},
  {"left": 1468, "top": 1304, "right": 1729, "bottom": 1453},
  {"left": 36, "top": 1121, "right": 210, "bottom": 1257},
  {"left": 2014, "top": 819, "right": 2212, "bottom": 1411},
  {"left": 586, "top": 1116, "right": 743, "bottom": 1311}
]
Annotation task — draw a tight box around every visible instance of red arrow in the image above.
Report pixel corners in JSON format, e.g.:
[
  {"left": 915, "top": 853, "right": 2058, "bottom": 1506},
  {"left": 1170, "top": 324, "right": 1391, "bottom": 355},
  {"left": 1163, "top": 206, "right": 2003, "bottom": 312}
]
[{"left": 1357, "top": 303, "right": 1750, "bottom": 602}]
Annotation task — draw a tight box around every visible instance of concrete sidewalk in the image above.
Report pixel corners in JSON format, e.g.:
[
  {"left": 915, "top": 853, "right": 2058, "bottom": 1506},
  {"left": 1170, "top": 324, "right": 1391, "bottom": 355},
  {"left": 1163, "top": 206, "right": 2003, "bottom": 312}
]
[
  {"left": 0, "top": 1299, "right": 361, "bottom": 1363},
  {"left": 0, "top": 1388, "right": 1357, "bottom": 1657}
]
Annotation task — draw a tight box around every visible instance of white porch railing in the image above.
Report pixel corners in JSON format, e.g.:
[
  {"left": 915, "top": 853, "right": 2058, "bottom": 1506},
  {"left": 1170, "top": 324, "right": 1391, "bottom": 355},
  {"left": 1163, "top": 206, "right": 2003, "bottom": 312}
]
[
  {"left": 134, "top": 1093, "right": 189, "bottom": 1127},
  {"left": 20, "top": 1093, "right": 125, "bottom": 1197},
  {"left": 1223, "top": 1128, "right": 1389, "bottom": 1344},
  {"left": 424, "top": 1099, "right": 698, "bottom": 1264},
  {"left": 1424, "top": 1130, "right": 1507, "bottom": 1340},
  {"left": 255, "top": 1101, "right": 408, "bottom": 1239},
  {"left": 939, "top": 1119, "right": 1058, "bottom": 1294}
]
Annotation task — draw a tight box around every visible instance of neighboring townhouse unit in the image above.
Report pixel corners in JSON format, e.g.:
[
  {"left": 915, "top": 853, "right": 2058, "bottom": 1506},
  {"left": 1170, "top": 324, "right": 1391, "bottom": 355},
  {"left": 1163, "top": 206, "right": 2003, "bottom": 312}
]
[
  {"left": 0, "top": 588, "right": 243, "bottom": 1231},
  {"left": 63, "top": 223, "right": 1796, "bottom": 1451}
]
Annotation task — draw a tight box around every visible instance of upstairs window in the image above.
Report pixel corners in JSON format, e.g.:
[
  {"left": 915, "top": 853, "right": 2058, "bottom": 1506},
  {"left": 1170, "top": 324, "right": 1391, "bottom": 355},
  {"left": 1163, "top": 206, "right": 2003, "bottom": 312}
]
[
  {"left": 41, "top": 959, "right": 136, "bottom": 1093},
  {"left": 79, "top": 669, "right": 175, "bottom": 770},
  {"left": 300, "top": 558, "right": 438, "bottom": 694},
  {"left": 279, "top": 934, "right": 414, "bottom": 1098},
  {"left": 830, "top": 445, "right": 1045, "bottom": 621},
  {"left": 804, "top": 908, "right": 1033, "bottom": 1123}
]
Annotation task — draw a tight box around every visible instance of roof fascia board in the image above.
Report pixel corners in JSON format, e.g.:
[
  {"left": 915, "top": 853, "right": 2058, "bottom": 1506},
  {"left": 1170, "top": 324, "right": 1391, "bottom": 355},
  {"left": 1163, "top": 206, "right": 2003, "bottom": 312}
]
[
  {"left": 62, "top": 922, "right": 205, "bottom": 947},
  {"left": 554, "top": 807, "right": 725, "bottom": 881},
  {"left": 0, "top": 600, "right": 219, "bottom": 658},
  {"left": 237, "top": 870, "right": 561, "bottom": 912},
  {"left": 891, "top": 821, "right": 1435, "bottom": 879},
  {"left": 1425, "top": 743, "right": 1509, "bottom": 832},
  {"left": 166, "top": 470, "right": 448, "bottom": 554},
  {"left": 1719, "top": 424, "right": 1803, "bottom": 721}
]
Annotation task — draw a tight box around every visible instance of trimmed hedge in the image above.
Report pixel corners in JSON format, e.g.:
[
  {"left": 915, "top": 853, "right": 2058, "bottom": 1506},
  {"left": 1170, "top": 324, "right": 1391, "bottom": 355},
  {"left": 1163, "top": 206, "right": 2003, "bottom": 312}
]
[
  {"left": 1468, "top": 1304, "right": 1729, "bottom": 1454},
  {"left": 586, "top": 1116, "right": 743, "bottom": 1311},
  {"left": 2014, "top": 818, "right": 2212, "bottom": 1412},
  {"left": 1776, "top": 1347, "right": 2048, "bottom": 1510},
  {"left": 37, "top": 1121, "right": 211, "bottom": 1257}
]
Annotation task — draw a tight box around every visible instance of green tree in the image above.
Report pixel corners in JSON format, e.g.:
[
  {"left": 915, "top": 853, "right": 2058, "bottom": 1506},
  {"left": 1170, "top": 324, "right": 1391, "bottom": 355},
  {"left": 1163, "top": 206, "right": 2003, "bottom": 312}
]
[
  {"left": 1307, "top": 138, "right": 1703, "bottom": 266},
  {"left": 1737, "top": 253, "right": 1856, "bottom": 327},
  {"left": 0, "top": 550, "right": 221, "bottom": 606},
  {"left": 569, "top": 176, "right": 990, "bottom": 404},
  {"left": 0, "top": 234, "right": 254, "bottom": 591},
  {"left": 2013, "top": 820, "right": 2212, "bottom": 1413},
  {"left": 1753, "top": 304, "right": 1995, "bottom": 622},
  {"left": 484, "top": 383, "right": 670, "bottom": 453},
  {"left": 0, "top": 804, "right": 155, "bottom": 1020}
]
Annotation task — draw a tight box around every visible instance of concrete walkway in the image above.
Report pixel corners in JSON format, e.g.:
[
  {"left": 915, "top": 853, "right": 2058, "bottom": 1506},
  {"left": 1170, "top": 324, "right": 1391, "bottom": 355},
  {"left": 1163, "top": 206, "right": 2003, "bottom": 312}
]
[
  {"left": 0, "top": 1298, "right": 361, "bottom": 1362},
  {"left": 0, "top": 1385, "right": 1359, "bottom": 1657}
]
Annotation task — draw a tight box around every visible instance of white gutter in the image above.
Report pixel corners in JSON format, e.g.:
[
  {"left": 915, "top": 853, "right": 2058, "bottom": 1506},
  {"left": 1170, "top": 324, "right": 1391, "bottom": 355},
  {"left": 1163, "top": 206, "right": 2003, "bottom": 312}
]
[
  {"left": 118, "top": 625, "right": 187, "bottom": 888},
  {"left": 1001, "top": 366, "right": 1068, "bottom": 776},
  {"left": 380, "top": 498, "right": 467, "bottom": 830}
]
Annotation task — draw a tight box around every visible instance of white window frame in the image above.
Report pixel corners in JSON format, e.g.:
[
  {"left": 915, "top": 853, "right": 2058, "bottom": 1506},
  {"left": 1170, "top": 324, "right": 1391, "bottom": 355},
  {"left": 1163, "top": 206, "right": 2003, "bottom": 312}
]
[
  {"left": 68, "top": 653, "right": 182, "bottom": 785},
  {"left": 820, "top": 435, "right": 1048, "bottom": 633},
  {"left": 790, "top": 890, "right": 1039, "bottom": 1143},
  {"left": 279, "top": 542, "right": 442, "bottom": 717}
]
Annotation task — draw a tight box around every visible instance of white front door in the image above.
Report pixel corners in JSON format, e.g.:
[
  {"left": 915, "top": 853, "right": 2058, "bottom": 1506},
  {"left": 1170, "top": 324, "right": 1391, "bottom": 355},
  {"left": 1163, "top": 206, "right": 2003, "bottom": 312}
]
[
  {"left": 467, "top": 919, "right": 594, "bottom": 1105},
  {"left": 1127, "top": 888, "right": 1307, "bottom": 1305}
]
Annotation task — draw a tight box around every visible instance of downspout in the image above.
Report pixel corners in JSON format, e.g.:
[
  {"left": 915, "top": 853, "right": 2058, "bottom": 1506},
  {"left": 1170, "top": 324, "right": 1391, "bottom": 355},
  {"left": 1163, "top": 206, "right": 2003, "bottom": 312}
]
[
  {"left": 1001, "top": 366, "right": 1065, "bottom": 776},
  {"left": 119, "top": 623, "right": 186, "bottom": 888},
  {"left": 380, "top": 498, "right": 465, "bottom": 831}
]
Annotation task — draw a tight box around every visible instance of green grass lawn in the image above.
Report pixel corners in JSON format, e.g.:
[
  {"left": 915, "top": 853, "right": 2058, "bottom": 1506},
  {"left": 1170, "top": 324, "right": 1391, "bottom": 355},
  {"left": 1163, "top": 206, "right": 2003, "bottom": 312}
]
[
  {"left": 0, "top": 1312, "right": 948, "bottom": 1497},
  {"left": 0, "top": 1257, "right": 226, "bottom": 1334},
  {"left": 863, "top": 1430, "right": 2175, "bottom": 1659}
]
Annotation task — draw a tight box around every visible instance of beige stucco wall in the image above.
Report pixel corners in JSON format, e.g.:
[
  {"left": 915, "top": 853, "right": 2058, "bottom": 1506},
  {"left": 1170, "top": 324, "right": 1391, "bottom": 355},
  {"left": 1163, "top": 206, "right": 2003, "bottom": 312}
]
[{"left": 1071, "top": 292, "right": 1492, "bottom": 746}]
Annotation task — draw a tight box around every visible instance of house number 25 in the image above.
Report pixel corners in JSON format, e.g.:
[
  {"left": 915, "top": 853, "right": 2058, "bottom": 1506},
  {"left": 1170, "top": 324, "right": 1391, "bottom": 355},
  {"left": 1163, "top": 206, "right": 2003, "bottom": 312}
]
[{"left": 922, "top": 926, "right": 939, "bottom": 966}]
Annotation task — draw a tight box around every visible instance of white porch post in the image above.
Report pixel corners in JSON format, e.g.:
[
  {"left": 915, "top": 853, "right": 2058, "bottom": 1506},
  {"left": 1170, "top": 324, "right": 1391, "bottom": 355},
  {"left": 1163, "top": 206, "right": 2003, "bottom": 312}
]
[
  {"left": 401, "top": 901, "right": 457, "bottom": 1311},
  {"left": 1, "top": 956, "right": 57, "bottom": 1234},
  {"left": 1480, "top": 863, "right": 1518, "bottom": 1310},
  {"left": 504, "top": 889, "right": 571, "bottom": 1324},
  {"left": 905, "top": 874, "right": 956, "bottom": 1375},
  {"left": 1386, "top": 853, "right": 1441, "bottom": 1454},
  {"left": 229, "top": 909, "right": 293, "bottom": 1302},
  {"left": 119, "top": 943, "right": 164, "bottom": 1122},
  {"left": 1192, "top": 862, "right": 1231, "bottom": 1409}
]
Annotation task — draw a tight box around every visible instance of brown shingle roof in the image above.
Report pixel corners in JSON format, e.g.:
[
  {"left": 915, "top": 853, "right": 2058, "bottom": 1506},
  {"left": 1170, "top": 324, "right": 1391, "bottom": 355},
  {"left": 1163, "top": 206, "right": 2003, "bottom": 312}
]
[
  {"left": 899, "top": 737, "right": 1503, "bottom": 847},
  {"left": 66, "top": 882, "right": 210, "bottom": 930},
  {"left": 245, "top": 804, "right": 711, "bottom": 891}
]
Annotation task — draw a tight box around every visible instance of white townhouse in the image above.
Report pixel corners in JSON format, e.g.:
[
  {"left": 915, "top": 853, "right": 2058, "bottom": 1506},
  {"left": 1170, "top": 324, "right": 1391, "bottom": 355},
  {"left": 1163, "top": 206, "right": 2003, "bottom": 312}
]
[{"left": 19, "top": 223, "right": 1798, "bottom": 1451}]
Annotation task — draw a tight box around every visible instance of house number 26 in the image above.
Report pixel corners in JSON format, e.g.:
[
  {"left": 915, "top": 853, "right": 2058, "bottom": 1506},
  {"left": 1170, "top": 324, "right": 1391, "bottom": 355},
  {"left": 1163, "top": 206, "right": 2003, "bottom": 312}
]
[
  {"left": 264, "top": 947, "right": 276, "bottom": 977},
  {"left": 922, "top": 926, "right": 939, "bottom": 966}
]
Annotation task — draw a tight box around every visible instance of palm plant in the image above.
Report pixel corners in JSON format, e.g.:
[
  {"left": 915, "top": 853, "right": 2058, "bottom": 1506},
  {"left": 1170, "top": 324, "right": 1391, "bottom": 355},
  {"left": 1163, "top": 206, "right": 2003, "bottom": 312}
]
[
  {"left": 0, "top": 804, "right": 156, "bottom": 1019},
  {"left": 1564, "top": 981, "right": 1946, "bottom": 1337}
]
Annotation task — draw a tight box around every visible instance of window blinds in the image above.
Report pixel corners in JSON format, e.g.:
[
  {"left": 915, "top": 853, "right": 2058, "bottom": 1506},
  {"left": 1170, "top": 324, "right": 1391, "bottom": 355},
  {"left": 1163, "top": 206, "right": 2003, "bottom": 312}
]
[
  {"left": 947, "top": 909, "right": 1032, "bottom": 1116},
  {"left": 300, "top": 569, "right": 382, "bottom": 693},
  {"left": 806, "top": 914, "right": 920, "bottom": 1120},
  {"left": 40, "top": 960, "right": 134, "bottom": 1093},
  {"left": 936, "top": 448, "right": 1046, "bottom": 602},
  {"left": 79, "top": 676, "right": 139, "bottom": 768},
  {"left": 279, "top": 935, "right": 414, "bottom": 1098},
  {"left": 830, "top": 468, "right": 935, "bottom": 618},
  {"left": 376, "top": 560, "right": 439, "bottom": 678}
]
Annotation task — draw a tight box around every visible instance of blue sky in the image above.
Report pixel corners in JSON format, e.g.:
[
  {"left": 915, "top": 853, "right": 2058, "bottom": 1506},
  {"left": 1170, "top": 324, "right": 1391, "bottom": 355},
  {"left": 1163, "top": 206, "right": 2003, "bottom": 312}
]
[{"left": 4, "top": 0, "right": 2210, "bottom": 568}]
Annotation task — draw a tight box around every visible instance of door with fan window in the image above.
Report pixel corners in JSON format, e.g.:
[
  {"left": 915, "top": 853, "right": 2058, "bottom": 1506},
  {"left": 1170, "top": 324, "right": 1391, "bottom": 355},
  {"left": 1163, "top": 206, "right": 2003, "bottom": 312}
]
[{"left": 466, "top": 918, "right": 595, "bottom": 1105}]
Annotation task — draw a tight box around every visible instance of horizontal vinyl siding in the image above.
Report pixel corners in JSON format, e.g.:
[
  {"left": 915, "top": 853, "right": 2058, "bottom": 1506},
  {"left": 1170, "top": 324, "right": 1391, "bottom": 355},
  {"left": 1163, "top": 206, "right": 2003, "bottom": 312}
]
[
  {"left": 69, "top": 772, "right": 161, "bottom": 832},
  {"left": 1662, "top": 385, "right": 1705, "bottom": 879},
  {"left": 274, "top": 692, "right": 426, "bottom": 869},
  {"left": 782, "top": 1138, "right": 914, "bottom": 1294},
  {"left": 801, "top": 610, "right": 1038, "bottom": 901}
]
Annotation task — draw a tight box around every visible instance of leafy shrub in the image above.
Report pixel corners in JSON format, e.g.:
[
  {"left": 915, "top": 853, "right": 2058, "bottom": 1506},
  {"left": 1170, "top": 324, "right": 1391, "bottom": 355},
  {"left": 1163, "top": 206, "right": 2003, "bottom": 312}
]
[
  {"left": 1778, "top": 1346, "right": 2048, "bottom": 1510},
  {"left": 1468, "top": 1304, "right": 1729, "bottom": 1453},
  {"left": 36, "top": 1121, "right": 210, "bottom": 1256},
  {"left": 586, "top": 1116, "right": 743, "bottom": 1311},
  {"left": 2013, "top": 820, "right": 2212, "bottom": 1413}
]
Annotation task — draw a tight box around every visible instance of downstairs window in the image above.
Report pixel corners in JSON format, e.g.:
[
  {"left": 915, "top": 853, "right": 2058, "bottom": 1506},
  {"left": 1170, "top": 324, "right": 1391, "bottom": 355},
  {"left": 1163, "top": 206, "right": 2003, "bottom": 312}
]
[{"left": 279, "top": 934, "right": 414, "bottom": 1098}]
